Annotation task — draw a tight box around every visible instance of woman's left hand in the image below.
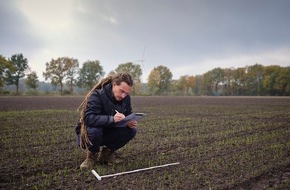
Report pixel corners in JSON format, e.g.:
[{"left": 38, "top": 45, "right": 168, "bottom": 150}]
[{"left": 127, "top": 120, "right": 137, "bottom": 128}]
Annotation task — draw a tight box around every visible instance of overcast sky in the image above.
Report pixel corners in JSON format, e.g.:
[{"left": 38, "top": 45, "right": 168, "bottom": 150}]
[{"left": 1, "top": 0, "right": 290, "bottom": 82}]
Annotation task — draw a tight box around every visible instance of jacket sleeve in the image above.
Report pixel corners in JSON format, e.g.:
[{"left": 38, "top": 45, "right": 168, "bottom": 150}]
[{"left": 84, "top": 91, "right": 114, "bottom": 128}]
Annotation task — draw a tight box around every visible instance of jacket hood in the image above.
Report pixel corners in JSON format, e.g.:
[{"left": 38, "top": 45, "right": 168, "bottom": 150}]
[{"left": 103, "top": 83, "right": 119, "bottom": 103}]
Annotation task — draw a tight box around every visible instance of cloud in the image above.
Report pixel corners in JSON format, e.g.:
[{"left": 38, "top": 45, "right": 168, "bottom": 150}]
[
  {"left": 171, "top": 47, "right": 290, "bottom": 79},
  {"left": 0, "top": 1, "right": 43, "bottom": 54},
  {"left": 1, "top": 0, "right": 289, "bottom": 82},
  {"left": 18, "top": 0, "right": 73, "bottom": 31}
]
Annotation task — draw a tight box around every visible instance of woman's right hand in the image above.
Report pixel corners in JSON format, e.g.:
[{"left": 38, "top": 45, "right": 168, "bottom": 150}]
[{"left": 114, "top": 111, "right": 125, "bottom": 123}]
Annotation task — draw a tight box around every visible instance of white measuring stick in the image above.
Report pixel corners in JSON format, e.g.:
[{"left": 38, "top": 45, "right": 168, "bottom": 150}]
[{"left": 92, "top": 162, "right": 180, "bottom": 181}]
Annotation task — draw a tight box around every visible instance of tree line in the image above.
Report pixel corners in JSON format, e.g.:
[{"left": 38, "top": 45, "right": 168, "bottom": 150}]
[{"left": 1, "top": 53, "right": 289, "bottom": 96}]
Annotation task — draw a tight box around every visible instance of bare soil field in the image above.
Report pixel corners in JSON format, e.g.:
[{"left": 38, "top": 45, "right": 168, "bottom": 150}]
[{"left": 0, "top": 96, "right": 289, "bottom": 189}]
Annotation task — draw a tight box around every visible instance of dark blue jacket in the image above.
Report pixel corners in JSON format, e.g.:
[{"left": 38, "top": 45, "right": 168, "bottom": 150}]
[{"left": 84, "top": 83, "right": 132, "bottom": 128}]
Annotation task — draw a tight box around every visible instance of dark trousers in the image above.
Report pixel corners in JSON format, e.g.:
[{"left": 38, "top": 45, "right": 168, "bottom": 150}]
[{"left": 78, "top": 127, "right": 137, "bottom": 154}]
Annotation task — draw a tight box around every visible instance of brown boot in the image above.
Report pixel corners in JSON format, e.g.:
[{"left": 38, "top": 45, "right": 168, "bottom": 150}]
[
  {"left": 80, "top": 150, "right": 99, "bottom": 170},
  {"left": 98, "top": 147, "right": 123, "bottom": 165}
]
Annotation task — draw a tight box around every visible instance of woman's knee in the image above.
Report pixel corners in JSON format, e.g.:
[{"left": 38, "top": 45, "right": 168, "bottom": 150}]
[{"left": 127, "top": 127, "right": 137, "bottom": 139}]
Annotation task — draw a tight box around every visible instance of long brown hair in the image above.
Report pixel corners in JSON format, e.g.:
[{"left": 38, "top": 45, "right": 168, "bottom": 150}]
[{"left": 77, "top": 72, "right": 133, "bottom": 149}]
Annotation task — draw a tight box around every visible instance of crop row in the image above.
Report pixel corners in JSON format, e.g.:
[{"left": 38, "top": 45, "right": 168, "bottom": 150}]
[{"left": 0, "top": 97, "right": 289, "bottom": 189}]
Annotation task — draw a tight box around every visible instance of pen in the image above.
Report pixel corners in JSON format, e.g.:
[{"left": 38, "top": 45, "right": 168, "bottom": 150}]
[{"left": 115, "top": 110, "right": 120, "bottom": 114}]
